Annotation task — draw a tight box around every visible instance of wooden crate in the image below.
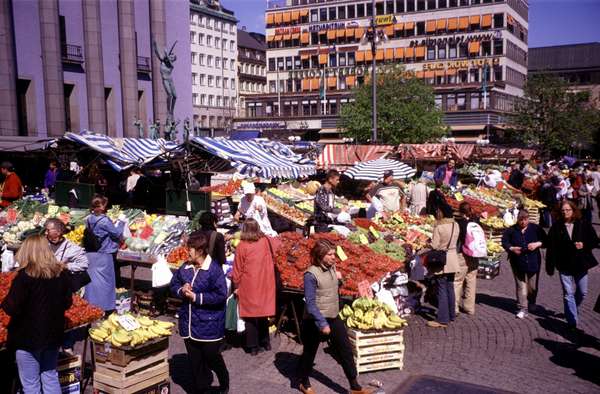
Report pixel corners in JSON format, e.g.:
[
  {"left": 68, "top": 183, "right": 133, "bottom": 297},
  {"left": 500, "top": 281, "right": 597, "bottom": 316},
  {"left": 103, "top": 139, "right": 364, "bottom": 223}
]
[
  {"left": 92, "top": 336, "right": 169, "bottom": 367},
  {"left": 93, "top": 363, "right": 169, "bottom": 394},
  {"left": 95, "top": 348, "right": 168, "bottom": 380},
  {"left": 357, "top": 360, "right": 403, "bottom": 374},
  {"left": 347, "top": 328, "right": 404, "bottom": 375}
]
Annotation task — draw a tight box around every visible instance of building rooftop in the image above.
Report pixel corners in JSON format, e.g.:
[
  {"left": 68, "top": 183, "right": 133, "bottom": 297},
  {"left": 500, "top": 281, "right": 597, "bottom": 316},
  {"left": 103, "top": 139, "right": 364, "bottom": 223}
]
[
  {"left": 529, "top": 42, "right": 600, "bottom": 72},
  {"left": 238, "top": 30, "right": 266, "bottom": 51},
  {"left": 190, "top": 0, "right": 238, "bottom": 23}
]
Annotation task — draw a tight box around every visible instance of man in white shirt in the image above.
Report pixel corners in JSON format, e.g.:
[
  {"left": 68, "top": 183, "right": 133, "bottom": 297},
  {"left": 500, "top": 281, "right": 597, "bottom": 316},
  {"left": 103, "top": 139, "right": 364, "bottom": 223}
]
[{"left": 235, "top": 183, "right": 276, "bottom": 236}]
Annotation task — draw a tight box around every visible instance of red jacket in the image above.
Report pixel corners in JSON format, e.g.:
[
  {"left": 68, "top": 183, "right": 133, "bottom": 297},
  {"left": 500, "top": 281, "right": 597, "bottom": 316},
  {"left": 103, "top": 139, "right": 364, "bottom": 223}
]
[{"left": 1, "top": 173, "right": 23, "bottom": 208}]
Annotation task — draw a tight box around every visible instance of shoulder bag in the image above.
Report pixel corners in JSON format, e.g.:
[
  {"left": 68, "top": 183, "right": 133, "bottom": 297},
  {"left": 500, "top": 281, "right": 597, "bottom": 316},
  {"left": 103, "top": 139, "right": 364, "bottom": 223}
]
[{"left": 423, "top": 222, "right": 455, "bottom": 272}]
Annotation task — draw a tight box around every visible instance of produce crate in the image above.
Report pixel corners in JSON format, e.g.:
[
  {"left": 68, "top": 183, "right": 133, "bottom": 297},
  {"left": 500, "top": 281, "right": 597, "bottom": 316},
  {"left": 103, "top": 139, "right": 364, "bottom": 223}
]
[
  {"left": 347, "top": 328, "right": 404, "bottom": 374},
  {"left": 478, "top": 258, "right": 500, "bottom": 279},
  {"left": 166, "top": 296, "right": 182, "bottom": 316},
  {"left": 93, "top": 359, "right": 169, "bottom": 394},
  {"left": 529, "top": 208, "right": 540, "bottom": 224},
  {"left": 57, "top": 354, "right": 82, "bottom": 394},
  {"left": 92, "top": 336, "right": 169, "bottom": 367}
]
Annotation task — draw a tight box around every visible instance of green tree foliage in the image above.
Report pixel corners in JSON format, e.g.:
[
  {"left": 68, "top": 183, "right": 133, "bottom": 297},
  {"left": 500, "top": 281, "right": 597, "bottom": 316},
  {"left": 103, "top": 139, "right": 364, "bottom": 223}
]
[
  {"left": 339, "top": 65, "right": 448, "bottom": 144},
  {"left": 513, "top": 73, "right": 600, "bottom": 155}
]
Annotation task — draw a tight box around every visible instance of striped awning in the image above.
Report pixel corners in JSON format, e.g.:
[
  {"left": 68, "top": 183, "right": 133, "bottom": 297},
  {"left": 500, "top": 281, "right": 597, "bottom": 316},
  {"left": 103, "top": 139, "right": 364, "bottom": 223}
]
[
  {"left": 345, "top": 159, "right": 416, "bottom": 181},
  {"left": 64, "top": 132, "right": 180, "bottom": 171},
  {"left": 317, "top": 144, "right": 394, "bottom": 170},
  {"left": 190, "top": 137, "right": 315, "bottom": 179}
]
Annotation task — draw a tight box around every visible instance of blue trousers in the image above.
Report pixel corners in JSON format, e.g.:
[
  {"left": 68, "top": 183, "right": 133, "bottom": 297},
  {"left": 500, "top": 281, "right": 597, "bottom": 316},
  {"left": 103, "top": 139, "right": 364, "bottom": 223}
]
[
  {"left": 436, "top": 273, "right": 456, "bottom": 324},
  {"left": 16, "top": 347, "right": 61, "bottom": 394},
  {"left": 559, "top": 272, "right": 588, "bottom": 327}
]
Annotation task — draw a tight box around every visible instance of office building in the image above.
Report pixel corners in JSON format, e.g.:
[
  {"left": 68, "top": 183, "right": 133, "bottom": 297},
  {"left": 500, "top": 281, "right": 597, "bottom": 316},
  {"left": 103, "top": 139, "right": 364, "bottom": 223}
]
[{"left": 237, "top": 29, "right": 267, "bottom": 119}]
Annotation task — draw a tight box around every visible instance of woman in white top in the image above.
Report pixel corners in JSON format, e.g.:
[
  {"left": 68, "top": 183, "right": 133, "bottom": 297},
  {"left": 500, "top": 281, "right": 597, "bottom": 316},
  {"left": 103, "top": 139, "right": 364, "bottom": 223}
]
[{"left": 234, "top": 183, "right": 276, "bottom": 236}]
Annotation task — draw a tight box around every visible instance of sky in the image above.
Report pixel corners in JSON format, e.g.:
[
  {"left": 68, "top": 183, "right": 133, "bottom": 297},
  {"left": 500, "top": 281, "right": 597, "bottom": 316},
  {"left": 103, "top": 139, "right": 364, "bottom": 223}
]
[{"left": 226, "top": 0, "right": 600, "bottom": 48}]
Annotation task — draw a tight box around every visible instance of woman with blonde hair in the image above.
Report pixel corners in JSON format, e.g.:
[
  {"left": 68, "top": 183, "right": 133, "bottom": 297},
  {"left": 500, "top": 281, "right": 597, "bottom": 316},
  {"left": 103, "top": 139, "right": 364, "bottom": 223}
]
[{"left": 1, "top": 235, "right": 73, "bottom": 394}]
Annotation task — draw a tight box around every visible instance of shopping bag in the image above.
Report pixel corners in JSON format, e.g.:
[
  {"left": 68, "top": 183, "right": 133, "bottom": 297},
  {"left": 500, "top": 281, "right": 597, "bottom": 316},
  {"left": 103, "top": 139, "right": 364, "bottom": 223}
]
[
  {"left": 225, "top": 295, "right": 238, "bottom": 331},
  {"left": 151, "top": 255, "right": 173, "bottom": 288}
]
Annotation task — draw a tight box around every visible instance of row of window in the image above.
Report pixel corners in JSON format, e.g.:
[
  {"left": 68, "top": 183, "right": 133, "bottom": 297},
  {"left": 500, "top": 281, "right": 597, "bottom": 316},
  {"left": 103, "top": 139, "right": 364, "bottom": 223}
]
[
  {"left": 268, "top": 39, "right": 504, "bottom": 71},
  {"left": 190, "top": 32, "right": 236, "bottom": 51},
  {"left": 240, "top": 48, "right": 265, "bottom": 62},
  {"left": 240, "top": 81, "right": 266, "bottom": 93},
  {"left": 190, "top": 13, "right": 235, "bottom": 35},
  {"left": 269, "top": 0, "right": 511, "bottom": 27},
  {"left": 194, "top": 115, "right": 232, "bottom": 129},
  {"left": 505, "top": 40, "right": 527, "bottom": 67},
  {"left": 191, "top": 53, "right": 236, "bottom": 70},
  {"left": 192, "top": 73, "right": 236, "bottom": 90},
  {"left": 267, "top": 13, "right": 516, "bottom": 50},
  {"left": 192, "top": 93, "right": 237, "bottom": 108},
  {"left": 240, "top": 63, "right": 266, "bottom": 77}
]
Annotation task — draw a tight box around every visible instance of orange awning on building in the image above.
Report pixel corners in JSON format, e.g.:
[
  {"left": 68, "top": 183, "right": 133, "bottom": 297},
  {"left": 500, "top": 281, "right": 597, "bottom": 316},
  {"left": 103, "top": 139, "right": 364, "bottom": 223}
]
[
  {"left": 482, "top": 14, "right": 492, "bottom": 28},
  {"left": 300, "top": 9, "right": 309, "bottom": 17},
  {"left": 426, "top": 20, "right": 436, "bottom": 33},
  {"left": 291, "top": 11, "right": 300, "bottom": 21},
  {"left": 405, "top": 47, "right": 414, "bottom": 58},
  {"left": 327, "top": 76, "right": 337, "bottom": 88},
  {"left": 446, "top": 68, "right": 457, "bottom": 76},
  {"left": 337, "top": 29, "right": 345, "bottom": 38},
  {"left": 301, "top": 32, "right": 310, "bottom": 44},
  {"left": 424, "top": 71, "right": 435, "bottom": 78},
  {"left": 273, "top": 35, "right": 282, "bottom": 41},
  {"left": 447, "top": 18, "right": 458, "bottom": 31},
  {"left": 385, "top": 48, "right": 394, "bottom": 60},
  {"left": 365, "top": 50, "right": 373, "bottom": 61},
  {"left": 468, "top": 41, "right": 481, "bottom": 54},
  {"left": 266, "top": 13, "right": 274, "bottom": 25},
  {"left": 435, "top": 69, "right": 446, "bottom": 77},
  {"left": 376, "top": 49, "right": 384, "bottom": 61},
  {"left": 346, "top": 75, "right": 356, "bottom": 88},
  {"left": 355, "top": 27, "right": 365, "bottom": 39},
  {"left": 319, "top": 54, "right": 328, "bottom": 64},
  {"left": 395, "top": 47, "right": 404, "bottom": 59},
  {"left": 416, "top": 70, "right": 424, "bottom": 78},
  {"left": 319, "top": 29, "right": 327, "bottom": 35},
  {"left": 301, "top": 79, "right": 310, "bottom": 91},
  {"left": 384, "top": 25, "right": 394, "bottom": 37},
  {"left": 300, "top": 53, "right": 310, "bottom": 60},
  {"left": 394, "top": 23, "right": 404, "bottom": 31},
  {"left": 283, "top": 12, "right": 291, "bottom": 23},
  {"left": 291, "top": 32, "right": 300, "bottom": 40},
  {"left": 346, "top": 28, "right": 354, "bottom": 37},
  {"left": 404, "top": 22, "right": 415, "bottom": 31},
  {"left": 266, "top": 35, "right": 274, "bottom": 42},
  {"left": 415, "top": 46, "right": 425, "bottom": 58},
  {"left": 274, "top": 12, "right": 283, "bottom": 24},
  {"left": 507, "top": 14, "right": 515, "bottom": 25},
  {"left": 310, "top": 78, "right": 320, "bottom": 90},
  {"left": 327, "top": 30, "right": 336, "bottom": 40},
  {"left": 458, "top": 16, "right": 469, "bottom": 29},
  {"left": 437, "top": 19, "right": 447, "bottom": 30},
  {"left": 356, "top": 51, "right": 365, "bottom": 62},
  {"left": 283, "top": 32, "right": 292, "bottom": 40},
  {"left": 470, "top": 15, "right": 480, "bottom": 25}
]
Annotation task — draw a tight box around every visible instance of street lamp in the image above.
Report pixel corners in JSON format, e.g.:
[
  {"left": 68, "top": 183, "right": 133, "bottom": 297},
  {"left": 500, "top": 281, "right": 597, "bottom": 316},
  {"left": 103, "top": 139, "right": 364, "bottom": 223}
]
[{"left": 360, "top": 0, "right": 389, "bottom": 144}]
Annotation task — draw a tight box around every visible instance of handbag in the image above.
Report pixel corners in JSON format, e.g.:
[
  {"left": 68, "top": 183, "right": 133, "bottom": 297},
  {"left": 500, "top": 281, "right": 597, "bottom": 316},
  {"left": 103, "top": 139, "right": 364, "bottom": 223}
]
[
  {"left": 423, "top": 222, "right": 455, "bottom": 272},
  {"left": 225, "top": 295, "right": 238, "bottom": 331}
]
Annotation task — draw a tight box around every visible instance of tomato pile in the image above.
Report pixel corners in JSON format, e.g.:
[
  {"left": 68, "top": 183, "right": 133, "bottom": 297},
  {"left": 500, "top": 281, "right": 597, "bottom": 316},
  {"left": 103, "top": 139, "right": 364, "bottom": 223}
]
[
  {"left": 167, "top": 246, "right": 189, "bottom": 268},
  {"left": 199, "top": 179, "right": 242, "bottom": 196},
  {"left": 445, "top": 195, "right": 499, "bottom": 217},
  {"left": 275, "top": 232, "right": 405, "bottom": 297},
  {"left": 353, "top": 218, "right": 383, "bottom": 231},
  {"left": 0, "top": 272, "right": 103, "bottom": 345}
]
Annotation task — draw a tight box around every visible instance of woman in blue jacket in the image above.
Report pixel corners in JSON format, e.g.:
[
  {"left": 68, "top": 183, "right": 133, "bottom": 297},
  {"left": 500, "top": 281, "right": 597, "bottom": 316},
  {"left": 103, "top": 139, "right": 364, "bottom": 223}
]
[{"left": 171, "top": 232, "right": 229, "bottom": 394}]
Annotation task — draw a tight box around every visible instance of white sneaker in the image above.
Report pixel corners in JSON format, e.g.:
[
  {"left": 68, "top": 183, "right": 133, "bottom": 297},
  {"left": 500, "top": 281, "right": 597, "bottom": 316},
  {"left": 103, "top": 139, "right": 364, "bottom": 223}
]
[{"left": 516, "top": 310, "right": 527, "bottom": 319}]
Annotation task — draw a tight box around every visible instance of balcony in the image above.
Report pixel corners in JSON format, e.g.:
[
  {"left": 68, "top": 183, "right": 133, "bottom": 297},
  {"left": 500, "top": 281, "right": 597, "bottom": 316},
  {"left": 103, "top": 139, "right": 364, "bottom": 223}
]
[
  {"left": 267, "top": 0, "right": 287, "bottom": 9},
  {"left": 61, "top": 44, "right": 83, "bottom": 64},
  {"left": 137, "top": 56, "right": 151, "bottom": 73}
]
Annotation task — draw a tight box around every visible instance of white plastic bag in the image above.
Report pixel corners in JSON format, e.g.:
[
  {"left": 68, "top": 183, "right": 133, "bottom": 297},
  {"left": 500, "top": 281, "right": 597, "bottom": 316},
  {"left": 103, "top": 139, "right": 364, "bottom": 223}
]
[
  {"left": 237, "top": 310, "right": 246, "bottom": 333},
  {"left": 1, "top": 248, "right": 15, "bottom": 272},
  {"left": 151, "top": 255, "right": 173, "bottom": 288}
]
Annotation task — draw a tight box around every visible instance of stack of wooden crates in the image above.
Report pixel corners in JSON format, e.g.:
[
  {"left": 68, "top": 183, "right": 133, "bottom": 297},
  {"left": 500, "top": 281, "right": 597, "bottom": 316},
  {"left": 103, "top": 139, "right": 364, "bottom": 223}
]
[
  {"left": 92, "top": 337, "right": 169, "bottom": 393},
  {"left": 347, "top": 328, "right": 405, "bottom": 374}
]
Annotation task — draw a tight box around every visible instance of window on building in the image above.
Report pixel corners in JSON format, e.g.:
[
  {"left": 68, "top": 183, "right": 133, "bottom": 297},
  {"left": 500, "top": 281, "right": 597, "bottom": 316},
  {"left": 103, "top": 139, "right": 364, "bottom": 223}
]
[
  {"left": 348, "top": 4, "right": 355, "bottom": 18},
  {"left": 427, "top": 0, "right": 436, "bottom": 10},
  {"left": 198, "top": 33, "right": 204, "bottom": 45},
  {"left": 199, "top": 54, "right": 205, "bottom": 65},
  {"left": 493, "top": 39, "right": 504, "bottom": 55},
  {"left": 386, "top": 0, "right": 395, "bottom": 13},
  {"left": 366, "top": 3, "right": 373, "bottom": 16},
  {"left": 199, "top": 74, "right": 205, "bottom": 85},
  {"left": 230, "top": 41, "right": 235, "bottom": 51},
  {"left": 470, "top": 69, "right": 479, "bottom": 82},
  {"left": 407, "top": 0, "right": 415, "bottom": 12},
  {"left": 215, "top": 57, "right": 221, "bottom": 68},
  {"left": 320, "top": 8, "right": 327, "bottom": 21},
  {"left": 216, "top": 96, "right": 221, "bottom": 107},
  {"left": 191, "top": 52, "right": 197, "bottom": 64},
  {"left": 396, "top": 0, "right": 405, "bottom": 12},
  {"left": 200, "top": 94, "right": 206, "bottom": 105},
  {"left": 285, "top": 56, "right": 292, "bottom": 70},
  {"left": 208, "top": 95, "right": 214, "bottom": 106},
  {"left": 216, "top": 77, "right": 221, "bottom": 88},
  {"left": 449, "top": 45, "right": 457, "bottom": 58},
  {"left": 207, "top": 36, "right": 212, "bottom": 47},
  {"left": 190, "top": 13, "right": 197, "bottom": 25},
  {"left": 482, "top": 41, "right": 492, "bottom": 56},
  {"left": 311, "top": 9, "right": 318, "bottom": 22},
  {"left": 294, "top": 56, "right": 301, "bottom": 69},
  {"left": 207, "top": 55, "right": 213, "bottom": 67},
  {"left": 459, "top": 42, "right": 468, "bottom": 57},
  {"left": 435, "top": 94, "right": 443, "bottom": 109},
  {"left": 222, "top": 39, "right": 227, "bottom": 49},
  {"left": 457, "top": 93, "right": 466, "bottom": 110},
  {"left": 376, "top": 2, "right": 384, "bottom": 15},
  {"left": 459, "top": 0, "right": 469, "bottom": 5},
  {"left": 447, "top": 94, "right": 456, "bottom": 110},
  {"left": 224, "top": 97, "right": 229, "bottom": 107},
  {"left": 338, "top": 5, "right": 345, "bottom": 19},
  {"left": 448, "top": 73, "right": 456, "bottom": 84},
  {"left": 223, "top": 58, "right": 228, "bottom": 70},
  {"left": 208, "top": 76, "right": 213, "bottom": 86},
  {"left": 493, "top": 13, "right": 504, "bottom": 28},
  {"left": 231, "top": 78, "right": 236, "bottom": 89},
  {"left": 207, "top": 18, "right": 212, "bottom": 28},
  {"left": 190, "top": 32, "right": 196, "bottom": 44},
  {"left": 329, "top": 53, "right": 337, "bottom": 67},
  {"left": 438, "top": 45, "right": 447, "bottom": 59},
  {"left": 494, "top": 65, "right": 503, "bottom": 81},
  {"left": 438, "top": 0, "right": 447, "bottom": 8},
  {"left": 427, "top": 46, "right": 436, "bottom": 60},
  {"left": 458, "top": 70, "right": 468, "bottom": 83},
  {"left": 339, "top": 53, "right": 347, "bottom": 66},
  {"left": 230, "top": 59, "right": 235, "bottom": 69},
  {"left": 348, "top": 52, "right": 355, "bottom": 65},
  {"left": 192, "top": 93, "right": 199, "bottom": 105},
  {"left": 449, "top": 0, "right": 457, "bottom": 7},
  {"left": 416, "top": 22, "right": 425, "bottom": 35},
  {"left": 471, "top": 93, "right": 480, "bottom": 110},
  {"left": 215, "top": 38, "right": 220, "bottom": 49},
  {"left": 417, "top": 0, "right": 426, "bottom": 11},
  {"left": 192, "top": 73, "right": 197, "bottom": 85},
  {"left": 200, "top": 16, "right": 206, "bottom": 26},
  {"left": 357, "top": 3, "right": 365, "bottom": 17},
  {"left": 269, "top": 58, "right": 275, "bottom": 71}
]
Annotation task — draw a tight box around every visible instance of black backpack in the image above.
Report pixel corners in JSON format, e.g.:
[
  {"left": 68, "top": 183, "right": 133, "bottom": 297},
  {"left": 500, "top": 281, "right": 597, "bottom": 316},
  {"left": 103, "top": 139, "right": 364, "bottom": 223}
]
[{"left": 83, "top": 217, "right": 107, "bottom": 252}]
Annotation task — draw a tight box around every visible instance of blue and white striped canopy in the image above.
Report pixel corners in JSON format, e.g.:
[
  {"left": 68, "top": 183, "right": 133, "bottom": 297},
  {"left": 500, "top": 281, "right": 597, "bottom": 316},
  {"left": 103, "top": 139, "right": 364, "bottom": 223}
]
[
  {"left": 190, "top": 137, "right": 315, "bottom": 179},
  {"left": 65, "top": 132, "right": 180, "bottom": 171},
  {"left": 345, "top": 159, "right": 416, "bottom": 181}
]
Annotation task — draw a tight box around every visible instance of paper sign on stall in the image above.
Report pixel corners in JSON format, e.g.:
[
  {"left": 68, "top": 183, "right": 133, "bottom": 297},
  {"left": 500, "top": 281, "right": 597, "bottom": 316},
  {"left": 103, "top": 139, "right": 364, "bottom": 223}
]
[
  {"left": 6, "top": 208, "right": 17, "bottom": 225},
  {"left": 369, "top": 226, "right": 380, "bottom": 239},
  {"left": 358, "top": 280, "right": 374, "bottom": 298},
  {"left": 358, "top": 234, "right": 369, "bottom": 245},
  {"left": 336, "top": 246, "right": 348, "bottom": 261},
  {"left": 454, "top": 193, "right": 464, "bottom": 202},
  {"left": 47, "top": 205, "right": 59, "bottom": 217},
  {"left": 116, "top": 315, "right": 141, "bottom": 331}
]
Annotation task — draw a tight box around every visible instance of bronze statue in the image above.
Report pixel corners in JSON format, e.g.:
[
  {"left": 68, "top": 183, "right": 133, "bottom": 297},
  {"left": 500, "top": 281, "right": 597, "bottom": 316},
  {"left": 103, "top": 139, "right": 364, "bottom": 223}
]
[
  {"left": 152, "top": 40, "right": 177, "bottom": 122},
  {"left": 133, "top": 117, "right": 144, "bottom": 138},
  {"left": 149, "top": 119, "right": 161, "bottom": 140}
]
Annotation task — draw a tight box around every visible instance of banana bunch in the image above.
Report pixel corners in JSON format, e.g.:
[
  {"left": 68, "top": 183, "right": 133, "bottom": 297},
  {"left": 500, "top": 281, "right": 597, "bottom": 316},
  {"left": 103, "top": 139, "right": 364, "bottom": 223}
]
[
  {"left": 65, "top": 225, "right": 85, "bottom": 245},
  {"left": 523, "top": 197, "right": 545, "bottom": 209},
  {"left": 487, "top": 240, "right": 503, "bottom": 255},
  {"left": 89, "top": 313, "right": 175, "bottom": 348},
  {"left": 339, "top": 297, "right": 407, "bottom": 332},
  {"left": 481, "top": 217, "right": 507, "bottom": 230}
]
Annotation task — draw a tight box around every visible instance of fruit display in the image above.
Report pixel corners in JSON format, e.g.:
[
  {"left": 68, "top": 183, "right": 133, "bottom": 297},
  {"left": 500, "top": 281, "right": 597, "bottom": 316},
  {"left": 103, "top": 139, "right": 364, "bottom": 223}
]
[
  {"left": 445, "top": 194, "right": 500, "bottom": 217},
  {"left": 346, "top": 228, "right": 407, "bottom": 262},
  {"left": 0, "top": 272, "right": 103, "bottom": 345},
  {"left": 340, "top": 297, "right": 407, "bottom": 331},
  {"left": 65, "top": 225, "right": 85, "bottom": 245},
  {"left": 88, "top": 313, "right": 174, "bottom": 348},
  {"left": 274, "top": 232, "right": 405, "bottom": 296},
  {"left": 295, "top": 200, "right": 314, "bottom": 213},
  {"left": 264, "top": 195, "right": 309, "bottom": 226},
  {"left": 199, "top": 179, "right": 242, "bottom": 196},
  {"left": 486, "top": 240, "right": 503, "bottom": 256},
  {"left": 301, "top": 181, "right": 322, "bottom": 195},
  {"left": 124, "top": 214, "right": 189, "bottom": 255},
  {"left": 480, "top": 217, "right": 508, "bottom": 230},
  {"left": 166, "top": 246, "right": 189, "bottom": 268}
]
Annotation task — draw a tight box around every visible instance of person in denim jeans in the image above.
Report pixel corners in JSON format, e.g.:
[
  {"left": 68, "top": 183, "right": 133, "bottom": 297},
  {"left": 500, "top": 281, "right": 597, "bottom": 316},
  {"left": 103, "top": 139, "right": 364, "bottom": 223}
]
[
  {"left": 547, "top": 200, "right": 599, "bottom": 332},
  {"left": 1, "top": 235, "right": 73, "bottom": 394}
]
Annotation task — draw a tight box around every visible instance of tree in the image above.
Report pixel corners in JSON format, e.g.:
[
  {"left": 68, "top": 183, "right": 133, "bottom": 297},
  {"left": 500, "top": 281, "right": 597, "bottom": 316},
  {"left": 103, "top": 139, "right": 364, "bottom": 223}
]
[
  {"left": 339, "top": 65, "right": 448, "bottom": 144},
  {"left": 513, "top": 73, "right": 600, "bottom": 156}
]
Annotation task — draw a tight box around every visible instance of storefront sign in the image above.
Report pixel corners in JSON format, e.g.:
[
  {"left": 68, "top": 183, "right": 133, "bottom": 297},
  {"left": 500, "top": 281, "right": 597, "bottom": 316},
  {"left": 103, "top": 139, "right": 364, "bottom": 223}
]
[
  {"left": 274, "top": 26, "right": 301, "bottom": 35},
  {"left": 375, "top": 14, "right": 394, "bottom": 26},
  {"left": 288, "top": 63, "right": 412, "bottom": 80},
  {"left": 410, "top": 33, "right": 494, "bottom": 48},
  {"left": 422, "top": 57, "right": 500, "bottom": 71},
  {"left": 234, "top": 121, "right": 286, "bottom": 130},
  {"left": 308, "top": 22, "right": 346, "bottom": 32}
]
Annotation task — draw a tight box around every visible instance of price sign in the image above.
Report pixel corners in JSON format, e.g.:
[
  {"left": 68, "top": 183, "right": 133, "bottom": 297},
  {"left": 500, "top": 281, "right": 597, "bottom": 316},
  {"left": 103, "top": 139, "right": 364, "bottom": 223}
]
[
  {"left": 116, "top": 315, "right": 140, "bottom": 331},
  {"left": 336, "top": 245, "right": 348, "bottom": 261},
  {"left": 6, "top": 208, "right": 17, "bottom": 224},
  {"left": 454, "top": 192, "right": 464, "bottom": 202},
  {"left": 47, "top": 205, "right": 59, "bottom": 217},
  {"left": 358, "top": 234, "right": 369, "bottom": 245},
  {"left": 358, "top": 280, "right": 373, "bottom": 298},
  {"left": 369, "top": 226, "right": 380, "bottom": 239}
]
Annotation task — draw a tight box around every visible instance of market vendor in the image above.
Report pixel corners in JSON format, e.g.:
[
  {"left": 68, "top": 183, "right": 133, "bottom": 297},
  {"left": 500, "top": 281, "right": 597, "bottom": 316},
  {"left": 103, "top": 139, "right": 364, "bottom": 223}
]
[
  {"left": 0, "top": 161, "right": 23, "bottom": 208},
  {"left": 434, "top": 159, "right": 458, "bottom": 188},
  {"left": 366, "top": 170, "right": 404, "bottom": 214},
  {"left": 314, "top": 170, "right": 344, "bottom": 233},
  {"left": 235, "top": 183, "right": 276, "bottom": 236},
  {"left": 45, "top": 218, "right": 90, "bottom": 291}
]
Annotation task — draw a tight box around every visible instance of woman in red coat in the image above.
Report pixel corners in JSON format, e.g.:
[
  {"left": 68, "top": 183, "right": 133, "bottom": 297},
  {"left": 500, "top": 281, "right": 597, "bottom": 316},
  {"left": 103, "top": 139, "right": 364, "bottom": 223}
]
[{"left": 232, "top": 218, "right": 279, "bottom": 355}]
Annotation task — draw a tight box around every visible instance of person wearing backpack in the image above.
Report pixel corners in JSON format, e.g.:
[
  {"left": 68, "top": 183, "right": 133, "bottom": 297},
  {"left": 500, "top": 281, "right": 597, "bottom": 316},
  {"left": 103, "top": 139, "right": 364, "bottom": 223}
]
[
  {"left": 501, "top": 210, "right": 546, "bottom": 319},
  {"left": 454, "top": 202, "right": 485, "bottom": 315},
  {"left": 83, "top": 195, "right": 127, "bottom": 312}
]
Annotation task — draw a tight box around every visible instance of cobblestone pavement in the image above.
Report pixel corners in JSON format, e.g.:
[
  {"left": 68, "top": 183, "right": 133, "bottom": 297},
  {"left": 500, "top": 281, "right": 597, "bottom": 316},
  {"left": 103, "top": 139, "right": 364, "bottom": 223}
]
[{"left": 84, "top": 239, "right": 600, "bottom": 394}]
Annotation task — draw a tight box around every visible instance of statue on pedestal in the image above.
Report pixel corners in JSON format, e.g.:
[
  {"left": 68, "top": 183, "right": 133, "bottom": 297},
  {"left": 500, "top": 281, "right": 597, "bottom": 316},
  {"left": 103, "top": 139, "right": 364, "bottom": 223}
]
[
  {"left": 149, "top": 119, "right": 161, "bottom": 140},
  {"left": 133, "top": 117, "right": 144, "bottom": 138},
  {"left": 152, "top": 40, "right": 177, "bottom": 123}
]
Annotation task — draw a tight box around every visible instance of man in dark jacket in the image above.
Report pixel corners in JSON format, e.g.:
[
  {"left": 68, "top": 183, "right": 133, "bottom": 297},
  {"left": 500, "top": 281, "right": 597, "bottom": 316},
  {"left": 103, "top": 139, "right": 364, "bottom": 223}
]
[
  {"left": 507, "top": 163, "right": 525, "bottom": 189},
  {"left": 434, "top": 159, "right": 458, "bottom": 188},
  {"left": 314, "top": 170, "right": 343, "bottom": 233}
]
